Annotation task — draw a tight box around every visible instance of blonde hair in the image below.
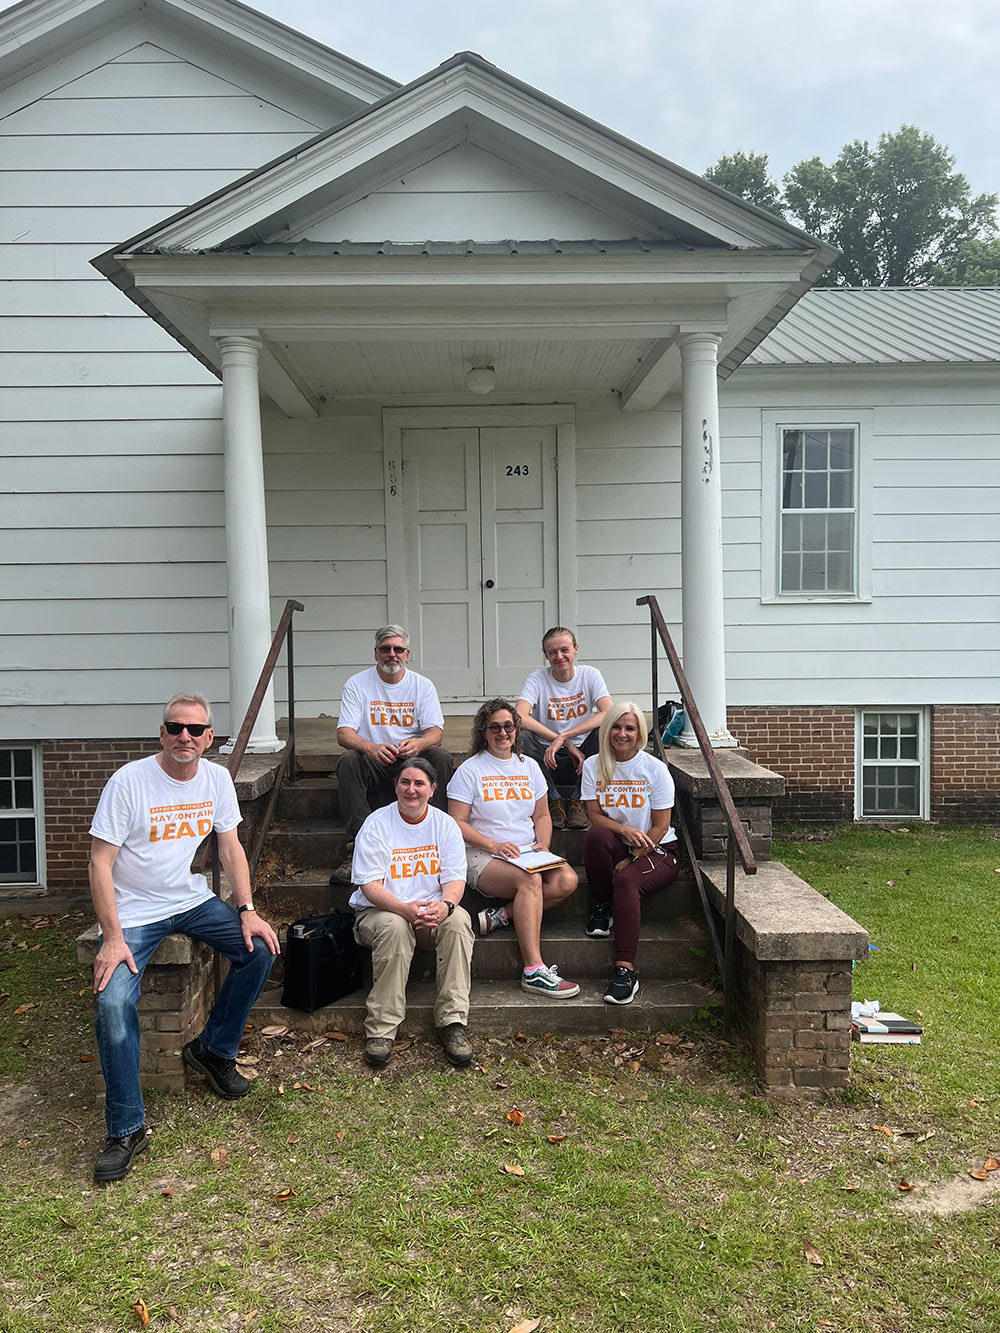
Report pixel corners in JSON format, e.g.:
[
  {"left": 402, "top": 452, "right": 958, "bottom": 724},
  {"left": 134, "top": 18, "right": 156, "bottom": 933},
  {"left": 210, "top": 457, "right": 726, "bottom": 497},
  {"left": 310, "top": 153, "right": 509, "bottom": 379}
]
[{"left": 595, "top": 702, "right": 649, "bottom": 788}]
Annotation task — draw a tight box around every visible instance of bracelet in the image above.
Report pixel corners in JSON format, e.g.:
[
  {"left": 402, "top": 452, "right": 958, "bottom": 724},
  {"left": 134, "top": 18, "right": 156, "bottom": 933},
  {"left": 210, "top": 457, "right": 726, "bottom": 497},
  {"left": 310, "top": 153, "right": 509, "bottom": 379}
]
[{"left": 237, "top": 902, "right": 255, "bottom": 915}]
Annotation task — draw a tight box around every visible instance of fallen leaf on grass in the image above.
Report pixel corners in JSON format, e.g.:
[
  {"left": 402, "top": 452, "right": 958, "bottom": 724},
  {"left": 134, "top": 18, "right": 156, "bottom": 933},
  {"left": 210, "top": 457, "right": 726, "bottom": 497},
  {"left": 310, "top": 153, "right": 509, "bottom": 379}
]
[
  {"left": 656, "top": 1032, "right": 682, "bottom": 1046},
  {"left": 287, "top": 1135, "right": 300, "bottom": 1145},
  {"left": 78, "top": 1054, "right": 94, "bottom": 1063},
  {"left": 507, "top": 1107, "right": 525, "bottom": 1125},
  {"left": 336, "top": 1130, "right": 346, "bottom": 1142},
  {"left": 275, "top": 1188, "right": 296, "bottom": 1203},
  {"left": 514, "top": 1032, "right": 528, "bottom": 1041},
  {"left": 898, "top": 1180, "right": 915, "bottom": 1192},
  {"left": 803, "top": 1240, "right": 824, "bottom": 1266},
  {"left": 277, "top": 1083, "right": 285, "bottom": 1096},
  {"left": 166, "top": 1309, "right": 183, "bottom": 1326},
  {"left": 501, "top": 1163, "right": 525, "bottom": 1176},
  {"left": 547, "top": 1134, "right": 567, "bottom": 1144},
  {"left": 78, "top": 988, "right": 88, "bottom": 998},
  {"left": 301, "top": 1038, "right": 327, "bottom": 1052},
  {"left": 841, "top": 1184, "right": 860, "bottom": 1192},
  {"left": 985, "top": 1158, "right": 999, "bottom": 1172},
  {"left": 508, "top": 1319, "right": 541, "bottom": 1333},
  {"left": 236, "top": 1054, "right": 259, "bottom": 1065},
  {"left": 161, "top": 1187, "right": 175, "bottom": 1199},
  {"left": 58, "top": 1216, "right": 77, "bottom": 1229},
  {"left": 13, "top": 1002, "right": 39, "bottom": 1014},
  {"left": 210, "top": 1147, "right": 229, "bottom": 1167},
  {"left": 323, "top": 1030, "right": 349, "bottom": 1041},
  {"left": 872, "top": 1125, "right": 895, "bottom": 1137},
  {"left": 133, "top": 1299, "right": 150, "bottom": 1328},
  {"left": 245, "top": 1310, "right": 258, "bottom": 1324},
  {"left": 260, "top": 1025, "right": 289, "bottom": 1038},
  {"left": 969, "top": 1170, "right": 990, "bottom": 1181},
  {"left": 915, "top": 1129, "right": 936, "bottom": 1143}
]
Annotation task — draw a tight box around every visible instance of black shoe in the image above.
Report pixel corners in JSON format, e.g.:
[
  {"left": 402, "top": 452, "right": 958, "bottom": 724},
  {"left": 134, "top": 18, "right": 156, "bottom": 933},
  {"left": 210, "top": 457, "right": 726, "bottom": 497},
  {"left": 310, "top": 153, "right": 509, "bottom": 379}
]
[
  {"left": 94, "top": 1127, "right": 150, "bottom": 1183},
  {"left": 604, "top": 965, "right": 639, "bottom": 1005},
  {"left": 586, "top": 904, "right": 613, "bottom": 937},
  {"left": 329, "top": 852, "right": 355, "bottom": 886},
  {"left": 436, "top": 1022, "right": 474, "bottom": 1067},
  {"left": 182, "top": 1038, "right": 251, "bottom": 1099},
  {"left": 364, "top": 1037, "right": 393, "bottom": 1068}
]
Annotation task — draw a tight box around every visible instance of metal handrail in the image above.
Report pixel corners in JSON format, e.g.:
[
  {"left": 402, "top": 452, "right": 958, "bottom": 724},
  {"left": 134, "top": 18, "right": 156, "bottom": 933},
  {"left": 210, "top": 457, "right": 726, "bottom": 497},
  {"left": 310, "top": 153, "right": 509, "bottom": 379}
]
[
  {"left": 197, "top": 598, "right": 304, "bottom": 889},
  {"left": 637, "top": 593, "right": 756, "bottom": 1034}
]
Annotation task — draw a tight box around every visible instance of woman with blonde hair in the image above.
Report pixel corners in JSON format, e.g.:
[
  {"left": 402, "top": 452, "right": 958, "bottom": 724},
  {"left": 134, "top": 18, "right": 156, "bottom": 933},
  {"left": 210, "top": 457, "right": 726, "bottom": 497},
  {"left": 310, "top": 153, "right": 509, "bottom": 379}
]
[{"left": 580, "top": 701, "right": 680, "bottom": 1004}]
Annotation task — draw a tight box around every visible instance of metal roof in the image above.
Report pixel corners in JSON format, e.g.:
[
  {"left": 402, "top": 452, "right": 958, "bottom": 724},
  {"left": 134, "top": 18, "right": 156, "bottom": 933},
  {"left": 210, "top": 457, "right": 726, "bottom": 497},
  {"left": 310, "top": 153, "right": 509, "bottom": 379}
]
[
  {"left": 748, "top": 287, "right": 1000, "bottom": 366},
  {"left": 224, "top": 239, "right": 698, "bottom": 256}
]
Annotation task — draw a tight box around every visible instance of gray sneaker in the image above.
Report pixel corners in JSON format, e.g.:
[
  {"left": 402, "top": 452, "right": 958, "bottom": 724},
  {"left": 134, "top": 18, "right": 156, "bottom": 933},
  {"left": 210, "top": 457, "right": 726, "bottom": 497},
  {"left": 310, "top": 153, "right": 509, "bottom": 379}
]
[
  {"left": 437, "top": 1022, "right": 474, "bottom": 1067},
  {"left": 363, "top": 1037, "right": 393, "bottom": 1068},
  {"left": 476, "top": 904, "right": 512, "bottom": 936}
]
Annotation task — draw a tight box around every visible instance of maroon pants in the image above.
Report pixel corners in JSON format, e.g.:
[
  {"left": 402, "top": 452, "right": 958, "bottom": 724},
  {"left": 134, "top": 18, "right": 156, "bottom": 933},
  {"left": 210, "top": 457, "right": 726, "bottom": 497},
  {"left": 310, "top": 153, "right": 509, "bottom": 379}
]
[{"left": 583, "top": 824, "right": 681, "bottom": 966}]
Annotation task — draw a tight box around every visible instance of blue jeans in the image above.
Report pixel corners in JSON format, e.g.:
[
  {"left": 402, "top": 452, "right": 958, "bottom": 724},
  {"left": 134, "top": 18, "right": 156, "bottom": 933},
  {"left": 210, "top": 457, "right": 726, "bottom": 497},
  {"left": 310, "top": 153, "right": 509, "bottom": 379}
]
[{"left": 95, "top": 895, "right": 274, "bottom": 1138}]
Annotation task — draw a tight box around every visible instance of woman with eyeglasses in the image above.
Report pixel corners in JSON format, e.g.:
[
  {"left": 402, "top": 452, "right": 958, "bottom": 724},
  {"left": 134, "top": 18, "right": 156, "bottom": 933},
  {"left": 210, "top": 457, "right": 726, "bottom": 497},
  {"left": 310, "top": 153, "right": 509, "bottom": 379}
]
[
  {"left": 581, "top": 702, "right": 680, "bottom": 1005},
  {"left": 447, "top": 699, "right": 580, "bottom": 998}
]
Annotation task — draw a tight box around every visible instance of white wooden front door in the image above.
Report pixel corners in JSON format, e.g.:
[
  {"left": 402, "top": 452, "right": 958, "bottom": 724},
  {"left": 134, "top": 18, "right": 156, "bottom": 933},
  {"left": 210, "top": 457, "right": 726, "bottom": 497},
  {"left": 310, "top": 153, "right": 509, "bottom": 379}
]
[{"left": 399, "top": 423, "right": 559, "bottom": 698}]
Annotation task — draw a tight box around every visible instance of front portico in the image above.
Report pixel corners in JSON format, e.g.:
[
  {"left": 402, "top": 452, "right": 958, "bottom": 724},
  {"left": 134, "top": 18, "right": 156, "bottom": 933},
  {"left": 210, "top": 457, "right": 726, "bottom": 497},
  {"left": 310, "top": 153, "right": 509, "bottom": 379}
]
[{"left": 95, "top": 53, "right": 833, "bottom": 749}]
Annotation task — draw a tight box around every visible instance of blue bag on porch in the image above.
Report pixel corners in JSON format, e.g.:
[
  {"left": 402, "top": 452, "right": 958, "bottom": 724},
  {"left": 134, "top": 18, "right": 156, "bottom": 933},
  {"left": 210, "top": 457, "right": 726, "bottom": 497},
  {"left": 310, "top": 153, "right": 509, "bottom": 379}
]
[
  {"left": 657, "top": 700, "right": 686, "bottom": 746},
  {"left": 281, "top": 909, "right": 363, "bottom": 1012}
]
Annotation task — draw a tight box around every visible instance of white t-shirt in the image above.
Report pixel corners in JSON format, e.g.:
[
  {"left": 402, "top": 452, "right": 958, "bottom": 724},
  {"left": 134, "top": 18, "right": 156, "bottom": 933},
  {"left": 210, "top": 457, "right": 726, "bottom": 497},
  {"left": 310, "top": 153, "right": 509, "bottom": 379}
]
[
  {"left": 581, "top": 750, "right": 678, "bottom": 845},
  {"left": 518, "top": 663, "right": 610, "bottom": 736},
  {"left": 349, "top": 804, "right": 467, "bottom": 911},
  {"left": 89, "top": 754, "right": 242, "bottom": 928},
  {"left": 338, "top": 667, "right": 444, "bottom": 746},
  {"left": 447, "top": 752, "right": 546, "bottom": 847}
]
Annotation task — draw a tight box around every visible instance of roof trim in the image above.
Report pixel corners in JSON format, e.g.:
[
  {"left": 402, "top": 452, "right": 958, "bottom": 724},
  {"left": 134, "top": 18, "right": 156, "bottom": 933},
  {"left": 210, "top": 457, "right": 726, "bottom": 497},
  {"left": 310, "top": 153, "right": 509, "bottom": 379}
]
[{"left": 0, "top": 0, "right": 398, "bottom": 103}]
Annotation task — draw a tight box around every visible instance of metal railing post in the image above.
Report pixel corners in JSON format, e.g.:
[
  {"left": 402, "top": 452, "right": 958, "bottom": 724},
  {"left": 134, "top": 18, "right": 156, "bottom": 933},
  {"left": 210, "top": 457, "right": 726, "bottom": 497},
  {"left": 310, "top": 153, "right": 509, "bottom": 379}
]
[{"left": 286, "top": 616, "right": 297, "bottom": 785}]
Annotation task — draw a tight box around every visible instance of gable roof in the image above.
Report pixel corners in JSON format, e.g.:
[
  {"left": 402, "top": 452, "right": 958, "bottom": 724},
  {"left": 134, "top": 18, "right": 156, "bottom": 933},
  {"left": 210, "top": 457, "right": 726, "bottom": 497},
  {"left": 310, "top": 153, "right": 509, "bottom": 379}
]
[
  {"left": 748, "top": 288, "right": 1000, "bottom": 366},
  {"left": 0, "top": 0, "right": 398, "bottom": 106}
]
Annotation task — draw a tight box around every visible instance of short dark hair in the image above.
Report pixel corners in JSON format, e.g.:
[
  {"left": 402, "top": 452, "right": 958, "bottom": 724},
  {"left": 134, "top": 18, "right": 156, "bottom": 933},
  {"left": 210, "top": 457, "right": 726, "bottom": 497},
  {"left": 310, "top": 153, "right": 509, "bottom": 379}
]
[{"left": 395, "top": 756, "right": 437, "bottom": 786}]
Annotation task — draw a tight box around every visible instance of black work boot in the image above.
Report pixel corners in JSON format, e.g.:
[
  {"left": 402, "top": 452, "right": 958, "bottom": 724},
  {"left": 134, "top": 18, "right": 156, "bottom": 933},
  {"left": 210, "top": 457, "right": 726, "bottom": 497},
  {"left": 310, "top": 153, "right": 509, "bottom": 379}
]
[
  {"left": 182, "top": 1038, "right": 251, "bottom": 1099},
  {"left": 94, "top": 1127, "right": 150, "bottom": 1183}
]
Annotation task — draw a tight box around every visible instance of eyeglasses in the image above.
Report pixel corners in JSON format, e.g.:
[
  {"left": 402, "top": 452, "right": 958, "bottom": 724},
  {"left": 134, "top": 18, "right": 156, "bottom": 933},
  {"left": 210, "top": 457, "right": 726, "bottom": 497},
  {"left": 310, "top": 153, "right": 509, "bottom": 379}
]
[
  {"left": 487, "top": 722, "right": 516, "bottom": 735},
  {"left": 376, "top": 645, "right": 407, "bottom": 655},
  {"left": 164, "top": 721, "right": 210, "bottom": 737}
]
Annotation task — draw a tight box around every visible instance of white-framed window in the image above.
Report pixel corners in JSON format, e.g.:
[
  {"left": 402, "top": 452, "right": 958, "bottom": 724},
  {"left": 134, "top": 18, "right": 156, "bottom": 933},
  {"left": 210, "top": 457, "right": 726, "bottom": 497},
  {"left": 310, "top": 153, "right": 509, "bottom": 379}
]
[
  {"left": 0, "top": 746, "right": 45, "bottom": 887},
  {"left": 856, "top": 709, "right": 929, "bottom": 820},
  {"left": 761, "top": 411, "right": 872, "bottom": 603}
]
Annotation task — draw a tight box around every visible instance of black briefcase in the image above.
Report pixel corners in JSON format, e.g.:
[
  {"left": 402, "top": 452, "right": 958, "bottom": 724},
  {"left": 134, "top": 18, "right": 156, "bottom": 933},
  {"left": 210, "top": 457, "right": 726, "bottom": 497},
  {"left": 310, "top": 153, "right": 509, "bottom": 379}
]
[{"left": 280, "top": 909, "right": 363, "bottom": 1012}]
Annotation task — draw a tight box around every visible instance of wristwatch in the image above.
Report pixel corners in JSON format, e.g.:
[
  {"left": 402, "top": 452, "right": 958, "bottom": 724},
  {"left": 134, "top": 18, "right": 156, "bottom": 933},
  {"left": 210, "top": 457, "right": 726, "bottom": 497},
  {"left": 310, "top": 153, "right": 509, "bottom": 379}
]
[
  {"left": 445, "top": 901, "right": 455, "bottom": 916},
  {"left": 238, "top": 902, "right": 255, "bottom": 915}
]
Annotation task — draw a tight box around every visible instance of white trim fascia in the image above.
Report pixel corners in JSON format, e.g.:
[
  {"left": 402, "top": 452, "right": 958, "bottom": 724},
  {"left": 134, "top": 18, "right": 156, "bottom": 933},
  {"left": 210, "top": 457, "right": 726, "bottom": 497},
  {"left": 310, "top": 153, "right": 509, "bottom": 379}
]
[
  {"left": 555, "top": 420, "right": 578, "bottom": 631},
  {"left": 107, "top": 63, "right": 826, "bottom": 257},
  {"left": 760, "top": 408, "right": 874, "bottom": 604},
  {"left": 0, "top": 0, "right": 396, "bottom": 103}
]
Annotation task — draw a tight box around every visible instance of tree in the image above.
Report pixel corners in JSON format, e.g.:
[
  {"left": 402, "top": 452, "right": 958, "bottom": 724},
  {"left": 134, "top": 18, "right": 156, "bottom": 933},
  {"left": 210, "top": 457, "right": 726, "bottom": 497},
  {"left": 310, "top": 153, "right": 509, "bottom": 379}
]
[
  {"left": 705, "top": 127, "right": 998, "bottom": 287},
  {"left": 782, "top": 126, "right": 997, "bottom": 286},
  {"left": 929, "top": 237, "right": 1000, "bottom": 286},
  {"left": 703, "top": 151, "right": 784, "bottom": 217}
]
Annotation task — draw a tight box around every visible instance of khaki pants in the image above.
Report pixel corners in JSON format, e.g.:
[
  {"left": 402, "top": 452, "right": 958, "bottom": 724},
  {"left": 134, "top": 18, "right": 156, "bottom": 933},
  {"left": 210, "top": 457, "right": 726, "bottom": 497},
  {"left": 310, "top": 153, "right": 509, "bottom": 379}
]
[{"left": 353, "top": 906, "right": 474, "bottom": 1039}]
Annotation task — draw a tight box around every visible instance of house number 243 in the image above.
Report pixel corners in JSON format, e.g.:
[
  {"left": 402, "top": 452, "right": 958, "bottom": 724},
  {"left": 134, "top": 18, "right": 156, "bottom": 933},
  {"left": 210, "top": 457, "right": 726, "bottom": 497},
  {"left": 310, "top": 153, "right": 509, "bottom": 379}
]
[{"left": 505, "top": 464, "right": 529, "bottom": 476}]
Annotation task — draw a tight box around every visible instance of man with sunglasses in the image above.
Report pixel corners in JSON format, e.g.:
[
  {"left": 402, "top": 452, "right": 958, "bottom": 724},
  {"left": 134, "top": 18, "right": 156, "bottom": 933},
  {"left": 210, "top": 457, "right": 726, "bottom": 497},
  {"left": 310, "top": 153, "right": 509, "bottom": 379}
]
[
  {"left": 87, "top": 692, "right": 278, "bottom": 1183},
  {"left": 331, "top": 625, "right": 454, "bottom": 885}
]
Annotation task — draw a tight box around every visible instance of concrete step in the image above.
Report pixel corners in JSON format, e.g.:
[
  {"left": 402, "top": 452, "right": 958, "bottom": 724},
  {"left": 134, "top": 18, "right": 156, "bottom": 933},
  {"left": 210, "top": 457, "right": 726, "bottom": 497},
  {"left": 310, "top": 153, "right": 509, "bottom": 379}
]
[
  {"left": 256, "top": 869, "right": 702, "bottom": 926},
  {"left": 252, "top": 976, "right": 719, "bottom": 1036},
  {"left": 468, "top": 919, "right": 713, "bottom": 981}
]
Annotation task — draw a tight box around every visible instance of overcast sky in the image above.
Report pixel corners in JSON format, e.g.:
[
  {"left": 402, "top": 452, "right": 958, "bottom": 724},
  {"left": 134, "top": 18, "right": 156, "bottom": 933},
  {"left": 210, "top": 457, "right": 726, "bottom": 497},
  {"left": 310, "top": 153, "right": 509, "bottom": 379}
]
[{"left": 249, "top": 0, "right": 999, "bottom": 201}]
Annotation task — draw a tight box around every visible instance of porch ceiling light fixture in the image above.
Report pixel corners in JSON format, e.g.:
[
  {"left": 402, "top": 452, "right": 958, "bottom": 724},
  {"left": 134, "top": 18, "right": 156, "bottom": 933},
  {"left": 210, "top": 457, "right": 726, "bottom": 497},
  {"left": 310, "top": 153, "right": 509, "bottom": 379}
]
[{"left": 465, "top": 363, "right": 497, "bottom": 395}]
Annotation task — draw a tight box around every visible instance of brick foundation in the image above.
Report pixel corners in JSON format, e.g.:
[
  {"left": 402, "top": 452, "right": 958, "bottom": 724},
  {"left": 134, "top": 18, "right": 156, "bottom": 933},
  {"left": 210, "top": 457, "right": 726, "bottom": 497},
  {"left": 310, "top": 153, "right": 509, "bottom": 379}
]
[
  {"left": 730, "top": 704, "right": 1000, "bottom": 824},
  {"left": 930, "top": 706, "right": 1000, "bottom": 821},
  {"left": 727, "top": 707, "right": 854, "bottom": 823}
]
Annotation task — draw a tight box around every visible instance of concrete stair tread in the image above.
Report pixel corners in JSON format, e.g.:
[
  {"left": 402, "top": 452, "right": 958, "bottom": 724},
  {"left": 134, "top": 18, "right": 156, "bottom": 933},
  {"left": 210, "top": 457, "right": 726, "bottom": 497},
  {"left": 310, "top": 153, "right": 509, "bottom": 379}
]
[{"left": 252, "top": 976, "right": 719, "bottom": 1035}]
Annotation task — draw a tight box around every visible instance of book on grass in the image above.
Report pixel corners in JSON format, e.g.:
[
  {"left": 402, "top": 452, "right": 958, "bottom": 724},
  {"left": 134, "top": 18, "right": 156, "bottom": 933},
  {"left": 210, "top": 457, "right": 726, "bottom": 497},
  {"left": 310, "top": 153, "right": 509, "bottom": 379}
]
[
  {"left": 492, "top": 845, "right": 567, "bottom": 873},
  {"left": 852, "top": 1012, "right": 922, "bottom": 1044}
]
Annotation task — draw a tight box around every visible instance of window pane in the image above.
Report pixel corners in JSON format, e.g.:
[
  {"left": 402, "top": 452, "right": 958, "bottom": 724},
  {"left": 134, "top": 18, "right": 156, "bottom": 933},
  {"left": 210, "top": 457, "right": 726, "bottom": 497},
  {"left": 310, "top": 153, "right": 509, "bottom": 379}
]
[
  {"left": 804, "top": 472, "right": 828, "bottom": 508},
  {"left": 826, "top": 552, "right": 853, "bottom": 591},
  {"left": 0, "top": 780, "right": 10, "bottom": 811},
  {"left": 828, "top": 472, "right": 854, "bottom": 508},
  {"left": 863, "top": 736, "right": 877, "bottom": 758},
  {"left": 784, "top": 472, "right": 802, "bottom": 508},
  {"left": 14, "top": 780, "right": 32, "bottom": 809},
  {"left": 827, "top": 513, "right": 853, "bottom": 551},
  {"left": 801, "top": 552, "right": 826, "bottom": 589},
  {"left": 899, "top": 735, "right": 918, "bottom": 760},
  {"left": 802, "top": 514, "right": 827, "bottom": 552},
  {"left": 899, "top": 715, "right": 918, "bottom": 735},
  {"left": 781, "top": 554, "right": 801, "bottom": 592},
  {"left": 804, "top": 433, "right": 829, "bottom": 470},
  {"left": 829, "top": 430, "right": 854, "bottom": 467},
  {"left": 881, "top": 735, "right": 898, "bottom": 760},
  {"left": 782, "top": 431, "right": 803, "bottom": 472},
  {"left": 12, "top": 750, "right": 32, "bottom": 778}
]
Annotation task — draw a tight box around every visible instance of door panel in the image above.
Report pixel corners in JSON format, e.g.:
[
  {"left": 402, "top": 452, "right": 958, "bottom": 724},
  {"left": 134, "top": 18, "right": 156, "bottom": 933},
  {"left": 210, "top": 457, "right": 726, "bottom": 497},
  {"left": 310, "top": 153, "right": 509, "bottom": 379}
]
[
  {"left": 401, "top": 427, "right": 483, "bottom": 696},
  {"left": 481, "top": 426, "right": 558, "bottom": 696},
  {"left": 399, "top": 422, "right": 558, "bottom": 699}
]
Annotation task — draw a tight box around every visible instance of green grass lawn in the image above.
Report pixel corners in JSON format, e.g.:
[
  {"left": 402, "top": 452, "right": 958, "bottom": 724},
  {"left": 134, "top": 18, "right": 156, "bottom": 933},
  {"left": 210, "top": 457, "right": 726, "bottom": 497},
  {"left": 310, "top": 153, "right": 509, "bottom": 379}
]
[{"left": 1, "top": 823, "right": 998, "bottom": 1333}]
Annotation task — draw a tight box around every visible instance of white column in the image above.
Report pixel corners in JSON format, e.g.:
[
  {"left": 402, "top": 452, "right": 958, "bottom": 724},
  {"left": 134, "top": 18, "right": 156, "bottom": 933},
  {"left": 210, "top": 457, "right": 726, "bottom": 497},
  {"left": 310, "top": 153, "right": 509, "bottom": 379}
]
[
  {"left": 218, "top": 334, "right": 281, "bottom": 753},
  {"left": 678, "top": 333, "right": 737, "bottom": 748}
]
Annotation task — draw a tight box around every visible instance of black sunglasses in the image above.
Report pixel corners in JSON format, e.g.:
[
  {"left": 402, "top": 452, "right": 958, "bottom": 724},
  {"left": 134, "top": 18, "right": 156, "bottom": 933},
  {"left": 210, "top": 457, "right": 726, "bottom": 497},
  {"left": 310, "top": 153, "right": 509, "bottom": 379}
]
[{"left": 164, "top": 721, "right": 210, "bottom": 737}]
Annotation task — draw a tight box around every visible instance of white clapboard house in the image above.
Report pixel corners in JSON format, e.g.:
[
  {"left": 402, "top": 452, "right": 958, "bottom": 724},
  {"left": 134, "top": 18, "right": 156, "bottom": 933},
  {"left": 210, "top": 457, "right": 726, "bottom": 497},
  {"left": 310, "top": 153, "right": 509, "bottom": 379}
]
[{"left": 2, "top": 0, "right": 997, "bottom": 892}]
